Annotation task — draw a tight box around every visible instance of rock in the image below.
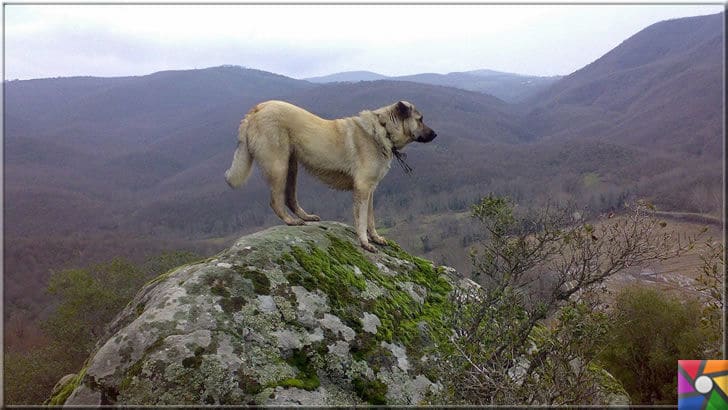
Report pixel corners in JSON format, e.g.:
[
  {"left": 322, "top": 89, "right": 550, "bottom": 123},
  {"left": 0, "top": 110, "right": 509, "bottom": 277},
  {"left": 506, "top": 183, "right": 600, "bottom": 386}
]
[
  {"left": 46, "top": 370, "right": 87, "bottom": 405},
  {"left": 54, "top": 222, "right": 458, "bottom": 406},
  {"left": 590, "top": 364, "right": 631, "bottom": 406},
  {"left": 49, "top": 221, "right": 631, "bottom": 406}
]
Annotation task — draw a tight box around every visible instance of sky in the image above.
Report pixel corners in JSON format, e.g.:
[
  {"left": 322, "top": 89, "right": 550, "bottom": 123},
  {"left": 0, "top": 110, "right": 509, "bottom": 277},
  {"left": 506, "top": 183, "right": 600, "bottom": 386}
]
[{"left": 3, "top": 3, "right": 724, "bottom": 80}]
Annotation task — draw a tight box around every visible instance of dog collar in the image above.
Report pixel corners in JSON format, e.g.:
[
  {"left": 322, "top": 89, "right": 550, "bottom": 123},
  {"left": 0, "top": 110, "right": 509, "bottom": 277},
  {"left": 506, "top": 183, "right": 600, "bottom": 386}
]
[{"left": 392, "top": 147, "right": 413, "bottom": 175}]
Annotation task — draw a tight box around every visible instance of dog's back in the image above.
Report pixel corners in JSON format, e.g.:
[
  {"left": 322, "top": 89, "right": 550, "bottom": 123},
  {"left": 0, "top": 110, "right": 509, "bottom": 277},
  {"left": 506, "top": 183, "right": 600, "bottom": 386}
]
[{"left": 251, "top": 101, "right": 358, "bottom": 174}]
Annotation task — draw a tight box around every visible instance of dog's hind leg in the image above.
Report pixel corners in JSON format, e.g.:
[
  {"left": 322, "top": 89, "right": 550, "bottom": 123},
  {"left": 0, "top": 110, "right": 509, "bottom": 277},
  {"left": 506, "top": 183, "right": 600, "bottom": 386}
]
[
  {"left": 285, "top": 156, "right": 321, "bottom": 222},
  {"left": 259, "top": 153, "right": 304, "bottom": 226}
]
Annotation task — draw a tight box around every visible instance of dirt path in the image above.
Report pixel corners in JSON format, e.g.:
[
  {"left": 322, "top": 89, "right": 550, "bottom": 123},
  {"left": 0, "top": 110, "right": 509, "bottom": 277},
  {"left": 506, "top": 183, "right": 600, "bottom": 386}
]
[{"left": 650, "top": 211, "right": 723, "bottom": 228}]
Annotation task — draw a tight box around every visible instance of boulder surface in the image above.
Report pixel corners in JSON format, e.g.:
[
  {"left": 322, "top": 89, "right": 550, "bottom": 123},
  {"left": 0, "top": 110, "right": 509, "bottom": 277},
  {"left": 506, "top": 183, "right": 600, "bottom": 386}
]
[{"left": 54, "top": 222, "right": 460, "bottom": 405}]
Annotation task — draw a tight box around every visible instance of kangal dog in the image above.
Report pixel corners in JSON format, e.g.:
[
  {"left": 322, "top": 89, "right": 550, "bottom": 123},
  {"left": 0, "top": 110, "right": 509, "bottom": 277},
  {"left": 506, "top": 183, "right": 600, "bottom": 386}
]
[{"left": 225, "top": 100, "right": 437, "bottom": 252}]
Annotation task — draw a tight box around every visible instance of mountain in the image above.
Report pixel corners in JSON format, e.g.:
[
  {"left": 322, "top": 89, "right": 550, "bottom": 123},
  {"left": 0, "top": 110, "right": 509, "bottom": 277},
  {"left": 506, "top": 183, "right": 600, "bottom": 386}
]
[
  {"left": 5, "top": 66, "right": 315, "bottom": 156},
  {"left": 284, "top": 80, "right": 533, "bottom": 143},
  {"left": 98, "top": 79, "right": 539, "bottom": 244},
  {"left": 525, "top": 12, "right": 723, "bottom": 158},
  {"left": 304, "top": 70, "right": 389, "bottom": 83},
  {"left": 3, "top": 64, "right": 536, "bottom": 317},
  {"left": 305, "top": 69, "right": 561, "bottom": 103},
  {"left": 396, "top": 70, "right": 561, "bottom": 103},
  {"left": 4, "top": 65, "right": 317, "bottom": 238}
]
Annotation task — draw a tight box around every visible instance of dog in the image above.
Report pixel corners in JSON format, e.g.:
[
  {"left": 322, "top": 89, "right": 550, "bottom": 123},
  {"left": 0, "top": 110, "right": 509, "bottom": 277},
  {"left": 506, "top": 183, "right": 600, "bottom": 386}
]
[{"left": 224, "top": 100, "right": 436, "bottom": 252}]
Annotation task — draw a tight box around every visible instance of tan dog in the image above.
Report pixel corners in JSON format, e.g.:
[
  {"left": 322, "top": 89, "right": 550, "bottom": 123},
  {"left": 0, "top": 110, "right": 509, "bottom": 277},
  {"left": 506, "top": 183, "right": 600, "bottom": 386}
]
[{"left": 225, "top": 100, "right": 437, "bottom": 252}]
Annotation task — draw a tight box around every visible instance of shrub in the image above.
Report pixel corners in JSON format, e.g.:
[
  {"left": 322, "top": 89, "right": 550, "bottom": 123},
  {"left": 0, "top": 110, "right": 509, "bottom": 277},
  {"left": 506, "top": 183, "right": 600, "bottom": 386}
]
[
  {"left": 4, "top": 251, "right": 201, "bottom": 404},
  {"left": 435, "top": 195, "right": 700, "bottom": 405},
  {"left": 600, "top": 286, "right": 720, "bottom": 404}
]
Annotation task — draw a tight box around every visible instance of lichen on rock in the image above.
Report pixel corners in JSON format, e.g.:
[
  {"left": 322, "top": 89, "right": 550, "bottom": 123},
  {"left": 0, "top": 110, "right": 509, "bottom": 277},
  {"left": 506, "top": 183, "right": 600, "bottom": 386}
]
[{"left": 56, "top": 222, "right": 459, "bottom": 406}]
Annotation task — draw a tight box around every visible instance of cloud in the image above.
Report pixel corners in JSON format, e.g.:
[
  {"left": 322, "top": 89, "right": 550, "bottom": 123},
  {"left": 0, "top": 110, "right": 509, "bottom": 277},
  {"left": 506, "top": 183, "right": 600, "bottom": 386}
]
[
  {"left": 4, "top": 4, "right": 724, "bottom": 80},
  {"left": 5, "top": 23, "right": 360, "bottom": 79}
]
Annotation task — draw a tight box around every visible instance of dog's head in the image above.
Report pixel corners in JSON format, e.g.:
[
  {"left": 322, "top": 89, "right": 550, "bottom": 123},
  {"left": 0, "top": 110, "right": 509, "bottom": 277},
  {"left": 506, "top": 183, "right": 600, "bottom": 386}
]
[{"left": 375, "top": 101, "right": 437, "bottom": 149}]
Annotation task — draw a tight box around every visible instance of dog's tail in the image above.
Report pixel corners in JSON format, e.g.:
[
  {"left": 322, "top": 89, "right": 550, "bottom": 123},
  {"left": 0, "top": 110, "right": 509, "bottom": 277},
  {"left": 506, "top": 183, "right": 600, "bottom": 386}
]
[{"left": 224, "top": 118, "right": 254, "bottom": 189}]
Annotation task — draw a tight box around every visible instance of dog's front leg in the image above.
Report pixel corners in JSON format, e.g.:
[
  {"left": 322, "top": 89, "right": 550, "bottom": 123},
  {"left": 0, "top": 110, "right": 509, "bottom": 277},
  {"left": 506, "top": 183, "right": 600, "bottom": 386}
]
[
  {"left": 353, "top": 187, "right": 377, "bottom": 253},
  {"left": 367, "top": 191, "right": 387, "bottom": 245}
]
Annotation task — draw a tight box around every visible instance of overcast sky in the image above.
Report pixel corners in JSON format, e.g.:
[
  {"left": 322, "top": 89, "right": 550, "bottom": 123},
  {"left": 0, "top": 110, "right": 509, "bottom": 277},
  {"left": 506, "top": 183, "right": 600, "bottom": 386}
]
[{"left": 4, "top": 4, "right": 724, "bottom": 80}]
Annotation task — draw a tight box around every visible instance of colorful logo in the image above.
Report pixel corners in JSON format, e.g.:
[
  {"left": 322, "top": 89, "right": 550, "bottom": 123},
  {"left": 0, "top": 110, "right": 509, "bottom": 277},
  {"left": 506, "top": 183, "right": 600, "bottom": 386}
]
[{"left": 678, "top": 360, "right": 728, "bottom": 409}]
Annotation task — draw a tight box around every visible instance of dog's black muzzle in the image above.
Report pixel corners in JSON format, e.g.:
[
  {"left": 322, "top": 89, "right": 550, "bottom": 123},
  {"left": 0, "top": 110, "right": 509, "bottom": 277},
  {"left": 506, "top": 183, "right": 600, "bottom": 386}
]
[{"left": 416, "top": 129, "right": 437, "bottom": 143}]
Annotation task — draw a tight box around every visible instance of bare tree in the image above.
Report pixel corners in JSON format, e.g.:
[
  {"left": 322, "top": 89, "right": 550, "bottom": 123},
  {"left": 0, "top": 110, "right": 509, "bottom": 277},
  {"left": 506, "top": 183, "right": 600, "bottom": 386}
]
[
  {"left": 435, "top": 196, "right": 702, "bottom": 405},
  {"left": 695, "top": 239, "right": 724, "bottom": 358}
]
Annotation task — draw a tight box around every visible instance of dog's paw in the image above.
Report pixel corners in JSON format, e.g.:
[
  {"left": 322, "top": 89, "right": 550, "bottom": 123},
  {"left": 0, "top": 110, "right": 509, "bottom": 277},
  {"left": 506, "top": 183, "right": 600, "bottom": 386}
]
[
  {"left": 285, "top": 219, "right": 306, "bottom": 226},
  {"left": 302, "top": 214, "right": 321, "bottom": 222},
  {"left": 371, "top": 235, "right": 388, "bottom": 246},
  {"left": 360, "top": 242, "right": 378, "bottom": 253}
]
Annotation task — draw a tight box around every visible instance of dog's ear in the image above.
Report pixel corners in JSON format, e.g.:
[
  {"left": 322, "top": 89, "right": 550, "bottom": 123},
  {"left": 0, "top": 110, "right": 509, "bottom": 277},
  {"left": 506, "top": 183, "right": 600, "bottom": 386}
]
[{"left": 395, "top": 101, "right": 411, "bottom": 119}]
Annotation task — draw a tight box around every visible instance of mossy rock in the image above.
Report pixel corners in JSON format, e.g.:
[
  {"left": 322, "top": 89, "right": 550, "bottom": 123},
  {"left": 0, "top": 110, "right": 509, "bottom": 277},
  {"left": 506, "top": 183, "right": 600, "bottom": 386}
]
[
  {"left": 51, "top": 222, "right": 461, "bottom": 406},
  {"left": 47, "top": 367, "right": 87, "bottom": 405}
]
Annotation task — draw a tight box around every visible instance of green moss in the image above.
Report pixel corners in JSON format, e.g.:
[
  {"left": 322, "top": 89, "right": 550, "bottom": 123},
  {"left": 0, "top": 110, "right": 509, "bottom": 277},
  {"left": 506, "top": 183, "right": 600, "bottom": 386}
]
[
  {"left": 237, "top": 372, "right": 262, "bottom": 395},
  {"left": 291, "top": 243, "right": 366, "bottom": 292},
  {"left": 210, "top": 283, "right": 231, "bottom": 298},
  {"left": 588, "top": 362, "right": 630, "bottom": 399},
  {"left": 143, "top": 259, "right": 203, "bottom": 288},
  {"left": 245, "top": 270, "right": 271, "bottom": 295},
  {"left": 276, "top": 253, "right": 295, "bottom": 264},
  {"left": 290, "top": 246, "right": 360, "bottom": 312},
  {"left": 285, "top": 235, "right": 455, "bottom": 375},
  {"left": 188, "top": 271, "right": 232, "bottom": 297},
  {"left": 277, "top": 348, "right": 320, "bottom": 391},
  {"left": 420, "top": 362, "right": 439, "bottom": 383},
  {"left": 188, "top": 304, "right": 202, "bottom": 322},
  {"left": 326, "top": 235, "right": 378, "bottom": 278},
  {"left": 352, "top": 377, "right": 388, "bottom": 405},
  {"left": 351, "top": 332, "right": 378, "bottom": 363},
  {"left": 47, "top": 366, "right": 87, "bottom": 405},
  {"left": 351, "top": 338, "right": 395, "bottom": 373},
  {"left": 277, "top": 377, "right": 321, "bottom": 391},
  {"left": 232, "top": 266, "right": 271, "bottom": 295},
  {"left": 119, "top": 337, "right": 166, "bottom": 392},
  {"left": 384, "top": 241, "right": 452, "bottom": 296},
  {"left": 134, "top": 302, "right": 145, "bottom": 317},
  {"left": 143, "top": 270, "right": 175, "bottom": 288},
  {"left": 182, "top": 346, "right": 206, "bottom": 369},
  {"left": 219, "top": 295, "right": 248, "bottom": 313},
  {"left": 120, "top": 360, "right": 144, "bottom": 391}
]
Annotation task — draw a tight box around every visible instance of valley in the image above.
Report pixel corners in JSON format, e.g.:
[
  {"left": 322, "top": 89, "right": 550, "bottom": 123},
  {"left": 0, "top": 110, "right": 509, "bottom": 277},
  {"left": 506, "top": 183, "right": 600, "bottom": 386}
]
[{"left": 3, "top": 12, "right": 723, "bottom": 334}]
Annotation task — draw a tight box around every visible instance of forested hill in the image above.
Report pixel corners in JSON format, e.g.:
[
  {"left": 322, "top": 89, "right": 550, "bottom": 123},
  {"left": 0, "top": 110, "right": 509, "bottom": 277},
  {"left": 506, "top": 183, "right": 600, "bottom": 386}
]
[{"left": 524, "top": 12, "right": 723, "bottom": 158}]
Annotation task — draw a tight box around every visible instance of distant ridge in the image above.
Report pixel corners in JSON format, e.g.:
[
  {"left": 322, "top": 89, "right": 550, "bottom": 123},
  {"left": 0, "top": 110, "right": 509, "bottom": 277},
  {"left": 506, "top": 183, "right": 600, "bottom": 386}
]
[
  {"left": 305, "top": 68, "right": 561, "bottom": 102},
  {"left": 304, "top": 70, "right": 389, "bottom": 83}
]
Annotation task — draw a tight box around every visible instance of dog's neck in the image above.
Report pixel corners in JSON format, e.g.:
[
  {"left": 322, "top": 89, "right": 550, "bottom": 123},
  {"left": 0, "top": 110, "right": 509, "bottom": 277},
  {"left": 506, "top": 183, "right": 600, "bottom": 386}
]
[
  {"left": 378, "top": 117, "right": 414, "bottom": 175},
  {"left": 354, "top": 111, "right": 414, "bottom": 174},
  {"left": 355, "top": 112, "right": 393, "bottom": 155},
  {"left": 392, "top": 147, "right": 413, "bottom": 174}
]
